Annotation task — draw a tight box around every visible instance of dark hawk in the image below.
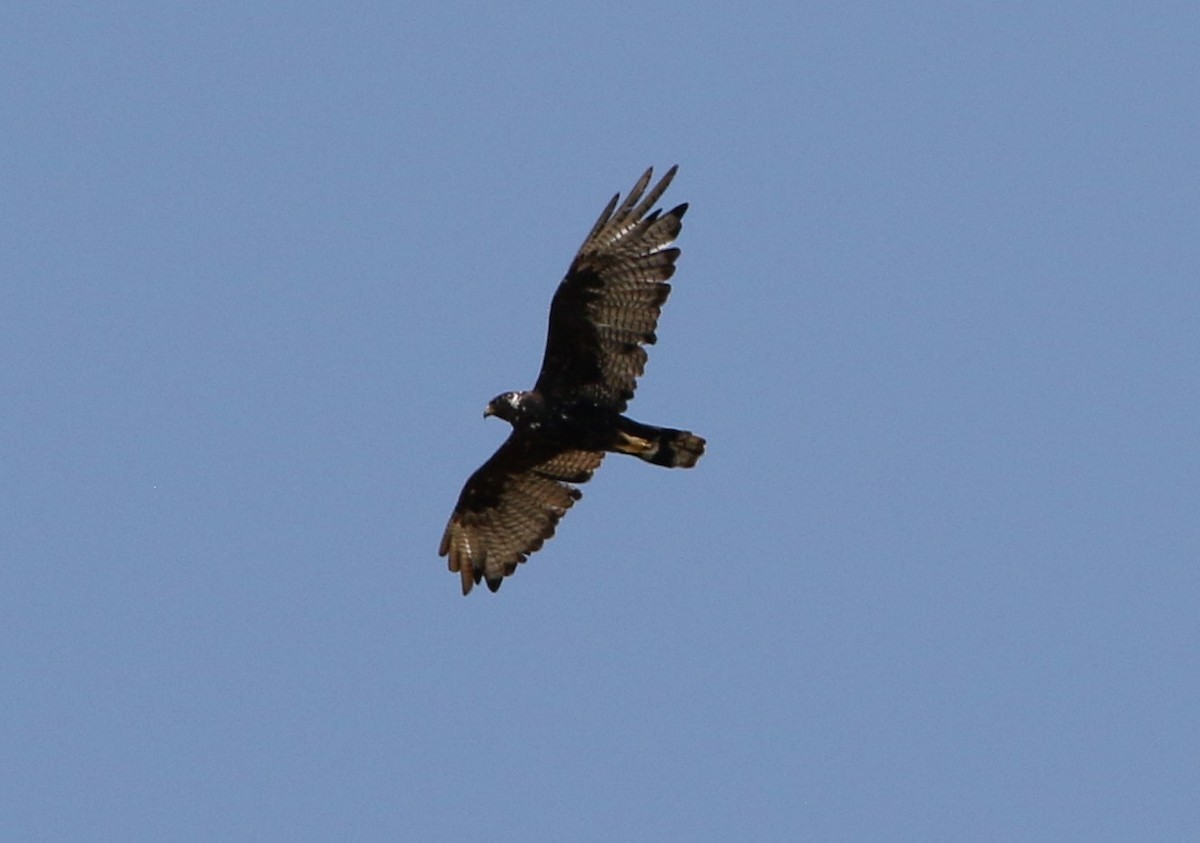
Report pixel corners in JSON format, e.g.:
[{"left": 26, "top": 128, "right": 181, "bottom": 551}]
[{"left": 439, "top": 166, "right": 705, "bottom": 594}]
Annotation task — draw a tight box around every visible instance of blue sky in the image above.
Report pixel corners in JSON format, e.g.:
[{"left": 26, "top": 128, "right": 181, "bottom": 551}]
[{"left": 4, "top": 3, "right": 1197, "bottom": 840}]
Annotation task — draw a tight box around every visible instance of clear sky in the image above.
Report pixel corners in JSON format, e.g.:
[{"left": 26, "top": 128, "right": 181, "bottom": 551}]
[{"left": 4, "top": 3, "right": 1197, "bottom": 841}]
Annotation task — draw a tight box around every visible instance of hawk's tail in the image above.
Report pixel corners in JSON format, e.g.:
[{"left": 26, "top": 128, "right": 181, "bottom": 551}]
[{"left": 613, "top": 418, "right": 706, "bottom": 468}]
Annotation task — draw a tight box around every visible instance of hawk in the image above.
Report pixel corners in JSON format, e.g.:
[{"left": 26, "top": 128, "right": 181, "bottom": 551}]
[{"left": 439, "top": 166, "right": 705, "bottom": 594}]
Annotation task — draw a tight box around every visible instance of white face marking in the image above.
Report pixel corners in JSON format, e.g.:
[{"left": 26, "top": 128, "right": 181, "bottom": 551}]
[{"left": 506, "top": 393, "right": 521, "bottom": 408}]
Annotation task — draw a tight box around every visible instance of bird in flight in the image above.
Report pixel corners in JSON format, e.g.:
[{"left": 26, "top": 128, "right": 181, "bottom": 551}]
[{"left": 439, "top": 166, "right": 705, "bottom": 594}]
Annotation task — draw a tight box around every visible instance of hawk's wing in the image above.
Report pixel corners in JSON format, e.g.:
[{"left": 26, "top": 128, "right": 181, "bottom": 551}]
[
  {"left": 439, "top": 434, "right": 604, "bottom": 594},
  {"left": 534, "top": 166, "right": 687, "bottom": 412}
]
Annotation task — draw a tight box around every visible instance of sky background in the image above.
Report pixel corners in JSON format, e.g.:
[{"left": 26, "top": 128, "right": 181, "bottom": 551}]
[{"left": 3, "top": 3, "right": 1197, "bottom": 841}]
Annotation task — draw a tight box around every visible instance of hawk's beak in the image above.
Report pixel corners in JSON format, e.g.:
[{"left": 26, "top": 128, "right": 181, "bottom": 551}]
[{"left": 483, "top": 404, "right": 494, "bottom": 419}]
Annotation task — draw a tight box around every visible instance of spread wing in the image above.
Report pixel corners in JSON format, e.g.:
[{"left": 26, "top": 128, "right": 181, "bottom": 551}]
[
  {"left": 534, "top": 166, "right": 687, "bottom": 412},
  {"left": 439, "top": 435, "right": 604, "bottom": 595}
]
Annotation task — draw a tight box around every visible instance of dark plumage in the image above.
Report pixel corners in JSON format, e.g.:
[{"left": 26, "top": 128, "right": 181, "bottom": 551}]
[{"left": 439, "top": 167, "right": 705, "bottom": 594}]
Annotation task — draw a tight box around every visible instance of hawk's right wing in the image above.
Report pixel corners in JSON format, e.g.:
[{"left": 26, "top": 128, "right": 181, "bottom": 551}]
[{"left": 439, "top": 435, "right": 604, "bottom": 595}]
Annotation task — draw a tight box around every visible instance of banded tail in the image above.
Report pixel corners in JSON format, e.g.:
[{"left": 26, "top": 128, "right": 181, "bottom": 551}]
[{"left": 613, "top": 417, "right": 706, "bottom": 468}]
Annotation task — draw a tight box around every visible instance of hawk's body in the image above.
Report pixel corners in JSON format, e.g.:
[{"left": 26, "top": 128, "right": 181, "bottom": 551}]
[{"left": 439, "top": 167, "right": 705, "bottom": 594}]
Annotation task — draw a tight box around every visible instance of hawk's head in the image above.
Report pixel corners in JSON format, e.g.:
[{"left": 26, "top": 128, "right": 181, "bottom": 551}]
[
  {"left": 484, "top": 391, "right": 542, "bottom": 425},
  {"left": 484, "top": 391, "right": 523, "bottom": 423}
]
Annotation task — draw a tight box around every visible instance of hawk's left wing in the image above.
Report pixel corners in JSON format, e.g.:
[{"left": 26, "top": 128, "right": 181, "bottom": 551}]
[{"left": 533, "top": 166, "right": 687, "bottom": 412}]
